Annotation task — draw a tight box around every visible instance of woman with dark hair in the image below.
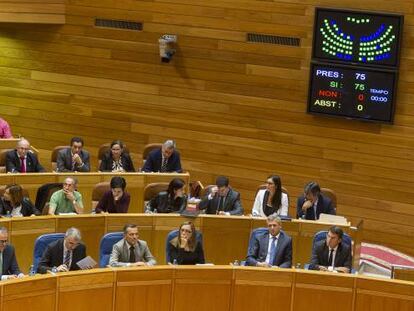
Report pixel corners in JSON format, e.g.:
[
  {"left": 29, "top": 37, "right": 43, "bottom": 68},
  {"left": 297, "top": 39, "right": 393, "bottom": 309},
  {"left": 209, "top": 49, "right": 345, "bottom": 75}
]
[
  {"left": 167, "top": 221, "right": 205, "bottom": 265},
  {"left": 251, "top": 175, "right": 289, "bottom": 217},
  {"left": 145, "top": 178, "right": 187, "bottom": 213},
  {"left": 0, "top": 184, "right": 40, "bottom": 216},
  {"left": 99, "top": 140, "right": 135, "bottom": 172},
  {"left": 95, "top": 177, "right": 130, "bottom": 213}
]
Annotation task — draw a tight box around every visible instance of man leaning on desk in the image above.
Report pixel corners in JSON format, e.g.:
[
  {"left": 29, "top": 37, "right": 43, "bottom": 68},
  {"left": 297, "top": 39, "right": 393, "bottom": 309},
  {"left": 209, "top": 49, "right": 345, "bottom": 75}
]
[
  {"left": 37, "top": 227, "right": 87, "bottom": 274},
  {"left": 141, "top": 140, "right": 182, "bottom": 173},
  {"left": 198, "top": 176, "right": 243, "bottom": 216},
  {"left": 0, "top": 227, "right": 24, "bottom": 280}
]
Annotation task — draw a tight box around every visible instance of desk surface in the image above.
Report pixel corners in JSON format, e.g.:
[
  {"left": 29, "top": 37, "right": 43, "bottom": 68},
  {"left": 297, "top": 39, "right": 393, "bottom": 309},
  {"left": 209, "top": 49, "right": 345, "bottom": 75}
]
[{"left": 1, "top": 266, "right": 413, "bottom": 311}]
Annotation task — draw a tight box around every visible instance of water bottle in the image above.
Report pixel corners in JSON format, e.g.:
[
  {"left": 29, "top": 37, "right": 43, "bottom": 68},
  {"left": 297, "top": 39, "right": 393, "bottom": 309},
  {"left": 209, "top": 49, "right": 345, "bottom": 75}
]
[
  {"left": 5, "top": 210, "right": 11, "bottom": 218},
  {"left": 173, "top": 259, "right": 178, "bottom": 265},
  {"left": 29, "top": 265, "right": 36, "bottom": 276}
]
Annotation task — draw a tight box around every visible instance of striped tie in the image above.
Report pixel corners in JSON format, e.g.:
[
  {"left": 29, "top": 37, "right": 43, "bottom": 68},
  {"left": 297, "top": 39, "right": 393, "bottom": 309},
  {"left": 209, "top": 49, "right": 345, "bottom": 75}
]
[
  {"left": 63, "top": 250, "right": 71, "bottom": 268},
  {"left": 161, "top": 158, "right": 168, "bottom": 172}
]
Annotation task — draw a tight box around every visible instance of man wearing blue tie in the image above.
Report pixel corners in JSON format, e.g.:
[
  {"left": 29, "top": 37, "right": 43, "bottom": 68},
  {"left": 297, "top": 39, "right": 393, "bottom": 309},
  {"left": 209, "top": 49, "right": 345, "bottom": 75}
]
[{"left": 246, "top": 214, "right": 292, "bottom": 268}]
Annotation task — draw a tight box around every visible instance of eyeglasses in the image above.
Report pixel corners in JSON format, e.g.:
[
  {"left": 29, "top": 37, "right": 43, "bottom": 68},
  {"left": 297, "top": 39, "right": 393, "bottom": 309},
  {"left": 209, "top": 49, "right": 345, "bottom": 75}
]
[
  {"left": 180, "top": 229, "right": 192, "bottom": 233},
  {"left": 0, "top": 240, "right": 8, "bottom": 244}
]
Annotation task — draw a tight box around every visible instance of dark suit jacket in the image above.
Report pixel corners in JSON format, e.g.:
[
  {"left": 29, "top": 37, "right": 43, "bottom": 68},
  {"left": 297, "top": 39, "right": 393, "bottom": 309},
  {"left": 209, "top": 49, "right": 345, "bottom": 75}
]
[
  {"left": 146, "top": 192, "right": 187, "bottom": 213},
  {"left": 296, "top": 194, "right": 335, "bottom": 220},
  {"left": 141, "top": 148, "right": 182, "bottom": 173},
  {"left": 99, "top": 152, "right": 135, "bottom": 172},
  {"left": 0, "top": 197, "right": 40, "bottom": 216},
  {"left": 1, "top": 244, "right": 21, "bottom": 277},
  {"left": 198, "top": 188, "right": 243, "bottom": 215},
  {"left": 246, "top": 230, "right": 292, "bottom": 268},
  {"left": 56, "top": 148, "right": 90, "bottom": 172},
  {"left": 6, "top": 150, "right": 45, "bottom": 173},
  {"left": 309, "top": 240, "right": 352, "bottom": 272},
  {"left": 37, "top": 239, "right": 87, "bottom": 274}
]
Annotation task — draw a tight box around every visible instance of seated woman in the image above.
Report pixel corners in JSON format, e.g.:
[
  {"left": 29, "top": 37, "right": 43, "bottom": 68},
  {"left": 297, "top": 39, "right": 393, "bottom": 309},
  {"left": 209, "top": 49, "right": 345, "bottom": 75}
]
[
  {"left": 167, "top": 221, "right": 205, "bottom": 265},
  {"left": 0, "top": 184, "right": 40, "bottom": 216},
  {"left": 99, "top": 140, "right": 135, "bottom": 172},
  {"left": 145, "top": 178, "right": 187, "bottom": 213},
  {"left": 251, "top": 175, "right": 289, "bottom": 217},
  {"left": 95, "top": 177, "right": 130, "bottom": 213}
]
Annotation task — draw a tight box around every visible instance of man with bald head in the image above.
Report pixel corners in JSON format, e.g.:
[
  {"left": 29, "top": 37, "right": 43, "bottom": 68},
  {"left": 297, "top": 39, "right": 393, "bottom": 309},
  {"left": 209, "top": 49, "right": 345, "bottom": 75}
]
[{"left": 6, "top": 138, "right": 45, "bottom": 173}]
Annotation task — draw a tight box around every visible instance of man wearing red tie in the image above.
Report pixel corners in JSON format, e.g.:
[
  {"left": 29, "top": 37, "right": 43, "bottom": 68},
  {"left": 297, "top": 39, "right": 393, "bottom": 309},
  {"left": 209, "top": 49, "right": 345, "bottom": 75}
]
[{"left": 5, "top": 138, "right": 45, "bottom": 173}]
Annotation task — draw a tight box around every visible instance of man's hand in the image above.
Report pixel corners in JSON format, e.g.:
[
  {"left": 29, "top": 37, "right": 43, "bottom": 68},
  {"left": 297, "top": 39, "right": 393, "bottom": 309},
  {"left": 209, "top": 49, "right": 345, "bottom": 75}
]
[
  {"left": 318, "top": 266, "right": 328, "bottom": 271},
  {"left": 56, "top": 264, "right": 69, "bottom": 272},
  {"left": 72, "top": 153, "right": 83, "bottom": 165},
  {"left": 256, "top": 262, "right": 271, "bottom": 268},
  {"left": 64, "top": 189, "right": 75, "bottom": 201},
  {"left": 335, "top": 267, "right": 350, "bottom": 273},
  {"left": 131, "top": 261, "right": 147, "bottom": 267},
  {"left": 302, "top": 200, "right": 313, "bottom": 211}
]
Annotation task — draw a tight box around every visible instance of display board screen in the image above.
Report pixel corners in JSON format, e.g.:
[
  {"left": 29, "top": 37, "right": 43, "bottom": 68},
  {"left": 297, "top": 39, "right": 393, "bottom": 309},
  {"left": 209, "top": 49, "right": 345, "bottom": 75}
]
[
  {"left": 313, "top": 8, "right": 403, "bottom": 67},
  {"left": 308, "top": 62, "right": 396, "bottom": 123}
]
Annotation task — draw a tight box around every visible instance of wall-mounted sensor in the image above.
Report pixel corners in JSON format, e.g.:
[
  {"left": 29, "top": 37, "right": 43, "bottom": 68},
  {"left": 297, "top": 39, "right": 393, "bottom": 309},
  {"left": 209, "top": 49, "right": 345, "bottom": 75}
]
[{"left": 159, "top": 34, "right": 177, "bottom": 63}]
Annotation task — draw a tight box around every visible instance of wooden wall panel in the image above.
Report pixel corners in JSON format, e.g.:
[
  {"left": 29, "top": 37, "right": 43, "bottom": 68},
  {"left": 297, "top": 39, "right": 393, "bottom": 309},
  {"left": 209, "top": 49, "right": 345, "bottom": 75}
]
[
  {"left": 0, "top": 0, "right": 65, "bottom": 24},
  {"left": 0, "top": 0, "right": 413, "bottom": 257}
]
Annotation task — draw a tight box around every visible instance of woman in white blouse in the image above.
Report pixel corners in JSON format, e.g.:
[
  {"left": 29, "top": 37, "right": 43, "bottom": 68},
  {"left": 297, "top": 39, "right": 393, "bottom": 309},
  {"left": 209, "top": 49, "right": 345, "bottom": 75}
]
[{"left": 252, "top": 175, "right": 289, "bottom": 217}]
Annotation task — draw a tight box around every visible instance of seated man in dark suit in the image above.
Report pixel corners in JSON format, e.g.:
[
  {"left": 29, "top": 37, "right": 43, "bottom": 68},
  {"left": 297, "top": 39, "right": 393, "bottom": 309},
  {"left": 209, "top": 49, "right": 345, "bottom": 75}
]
[
  {"left": 37, "top": 227, "right": 87, "bottom": 274},
  {"left": 246, "top": 214, "right": 292, "bottom": 267},
  {"left": 0, "top": 227, "right": 24, "bottom": 280},
  {"left": 142, "top": 140, "right": 182, "bottom": 173},
  {"left": 308, "top": 226, "right": 352, "bottom": 273},
  {"left": 6, "top": 138, "right": 45, "bottom": 173},
  {"left": 198, "top": 176, "right": 243, "bottom": 216},
  {"left": 296, "top": 181, "right": 335, "bottom": 220},
  {"left": 56, "top": 137, "right": 90, "bottom": 172}
]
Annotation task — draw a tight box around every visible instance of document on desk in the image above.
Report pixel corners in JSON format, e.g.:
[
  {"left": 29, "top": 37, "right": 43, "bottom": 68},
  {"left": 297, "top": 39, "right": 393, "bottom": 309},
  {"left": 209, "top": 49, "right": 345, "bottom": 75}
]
[{"left": 76, "top": 256, "right": 97, "bottom": 270}]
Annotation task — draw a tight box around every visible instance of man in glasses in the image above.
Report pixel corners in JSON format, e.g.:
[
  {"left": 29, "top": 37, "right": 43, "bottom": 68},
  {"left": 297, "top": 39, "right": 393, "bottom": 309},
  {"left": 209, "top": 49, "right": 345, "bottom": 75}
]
[
  {"left": 48, "top": 177, "right": 84, "bottom": 215},
  {"left": 37, "top": 227, "right": 87, "bottom": 274},
  {"left": 0, "top": 227, "right": 24, "bottom": 279},
  {"left": 109, "top": 224, "right": 156, "bottom": 267},
  {"left": 6, "top": 138, "right": 45, "bottom": 173}
]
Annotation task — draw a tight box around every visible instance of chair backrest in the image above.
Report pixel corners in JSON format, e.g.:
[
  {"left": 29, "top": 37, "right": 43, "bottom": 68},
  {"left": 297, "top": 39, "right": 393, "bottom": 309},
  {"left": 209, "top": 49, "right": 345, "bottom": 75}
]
[
  {"left": 92, "top": 182, "right": 111, "bottom": 210},
  {"left": 0, "top": 149, "right": 13, "bottom": 173},
  {"left": 33, "top": 233, "right": 65, "bottom": 272},
  {"left": 35, "top": 183, "right": 63, "bottom": 213},
  {"left": 254, "top": 184, "right": 289, "bottom": 198},
  {"left": 144, "top": 182, "right": 169, "bottom": 201},
  {"left": 99, "top": 232, "right": 123, "bottom": 267},
  {"left": 312, "top": 230, "right": 352, "bottom": 249},
  {"left": 51, "top": 146, "right": 69, "bottom": 171},
  {"left": 320, "top": 187, "right": 337, "bottom": 212},
  {"left": 142, "top": 143, "right": 162, "bottom": 161},
  {"left": 247, "top": 227, "right": 268, "bottom": 253},
  {"left": 97, "top": 143, "right": 130, "bottom": 168},
  {"left": 165, "top": 229, "right": 203, "bottom": 263}
]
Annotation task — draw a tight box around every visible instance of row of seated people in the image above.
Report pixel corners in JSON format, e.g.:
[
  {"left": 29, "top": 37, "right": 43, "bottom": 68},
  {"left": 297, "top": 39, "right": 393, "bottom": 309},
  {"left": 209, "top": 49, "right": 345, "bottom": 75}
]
[
  {"left": 0, "top": 216, "right": 352, "bottom": 281},
  {"left": 0, "top": 174, "right": 335, "bottom": 220},
  {"left": 1, "top": 137, "right": 182, "bottom": 173}
]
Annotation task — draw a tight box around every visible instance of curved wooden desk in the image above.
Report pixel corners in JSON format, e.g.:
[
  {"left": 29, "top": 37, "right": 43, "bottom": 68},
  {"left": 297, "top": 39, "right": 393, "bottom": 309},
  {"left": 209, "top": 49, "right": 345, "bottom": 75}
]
[
  {"left": 2, "top": 267, "right": 414, "bottom": 311},
  {"left": 1, "top": 214, "right": 362, "bottom": 274}
]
